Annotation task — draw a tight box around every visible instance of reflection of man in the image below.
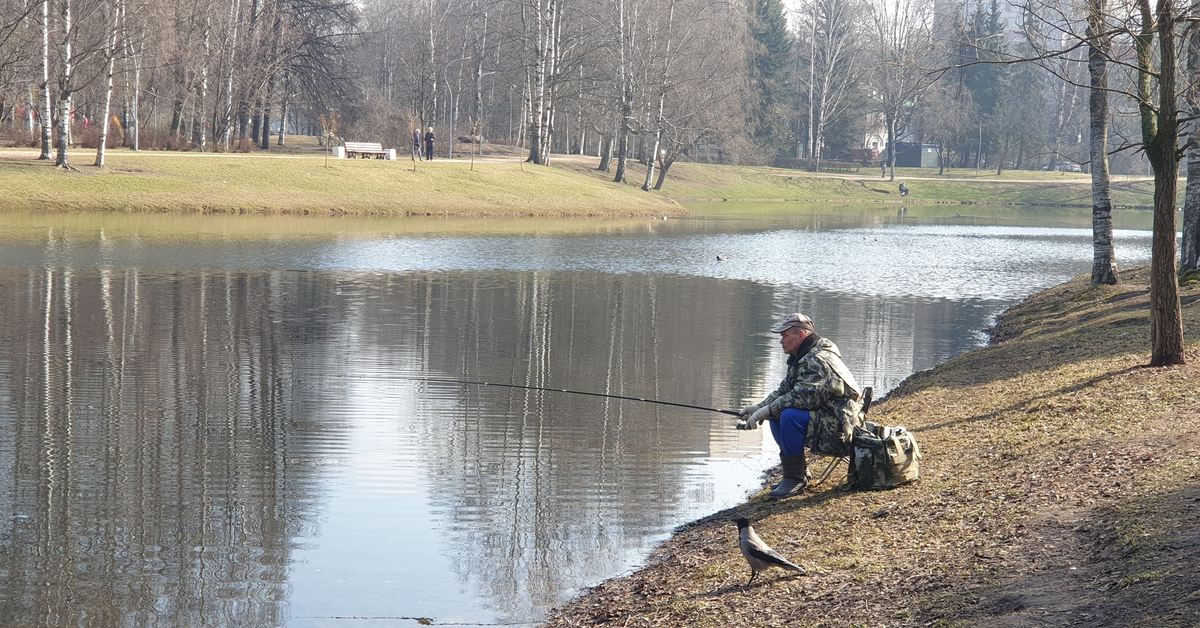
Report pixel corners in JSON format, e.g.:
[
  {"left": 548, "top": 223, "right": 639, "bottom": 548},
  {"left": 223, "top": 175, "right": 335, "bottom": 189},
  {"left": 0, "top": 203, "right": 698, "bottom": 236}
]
[{"left": 738, "top": 312, "right": 865, "bottom": 499}]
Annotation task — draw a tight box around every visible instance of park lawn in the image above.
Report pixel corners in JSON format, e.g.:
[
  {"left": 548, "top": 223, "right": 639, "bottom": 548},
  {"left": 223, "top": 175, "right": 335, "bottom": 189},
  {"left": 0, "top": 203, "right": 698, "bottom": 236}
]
[
  {"left": 0, "top": 142, "right": 1174, "bottom": 214},
  {"left": 0, "top": 148, "right": 682, "bottom": 217},
  {"left": 548, "top": 267, "right": 1200, "bottom": 627},
  {"left": 652, "top": 161, "right": 1163, "bottom": 209}
]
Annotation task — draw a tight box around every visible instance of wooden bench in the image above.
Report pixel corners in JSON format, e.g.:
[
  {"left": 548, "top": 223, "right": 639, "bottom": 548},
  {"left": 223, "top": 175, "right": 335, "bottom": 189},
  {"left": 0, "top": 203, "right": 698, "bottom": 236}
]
[{"left": 342, "top": 141, "right": 392, "bottom": 159}]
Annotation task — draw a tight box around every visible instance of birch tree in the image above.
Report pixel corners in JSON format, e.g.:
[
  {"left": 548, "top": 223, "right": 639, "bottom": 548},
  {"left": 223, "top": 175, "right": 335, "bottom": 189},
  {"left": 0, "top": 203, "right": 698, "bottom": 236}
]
[
  {"left": 40, "top": 0, "right": 52, "bottom": 159},
  {"left": 640, "top": 0, "right": 675, "bottom": 191},
  {"left": 94, "top": 0, "right": 122, "bottom": 166},
  {"left": 54, "top": 0, "right": 72, "bottom": 167},
  {"left": 1086, "top": 0, "right": 1117, "bottom": 284},
  {"left": 806, "top": 0, "right": 861, "bottom": 170},
  {"left": 611, "top": 0, "right": 637, "bottom": 182},
  {"left": 866, "top": 0, "right": 937, "bottom": 181}
]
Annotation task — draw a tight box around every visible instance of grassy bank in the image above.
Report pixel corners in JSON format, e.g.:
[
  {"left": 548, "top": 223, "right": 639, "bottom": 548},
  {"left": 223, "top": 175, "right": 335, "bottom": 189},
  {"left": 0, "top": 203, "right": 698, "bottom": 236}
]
[
  {"left": 644, "top": 161, "right": 1163, "bottom": 209},
  {"left": 0, "top": 147, "right": 681, "bottom": 217},
  {"left": 0, "top": 140, "right": 1170, "bottom": 215},
  {"left": 548, "top": 268, "right": 1200, "bottom": 627}
]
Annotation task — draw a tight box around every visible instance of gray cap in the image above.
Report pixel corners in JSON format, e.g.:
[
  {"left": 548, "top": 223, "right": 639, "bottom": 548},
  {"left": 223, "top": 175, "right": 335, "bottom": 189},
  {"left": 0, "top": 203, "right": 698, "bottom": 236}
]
[{"left": 770, "top": 312, "right": 815, "bottom": 333}]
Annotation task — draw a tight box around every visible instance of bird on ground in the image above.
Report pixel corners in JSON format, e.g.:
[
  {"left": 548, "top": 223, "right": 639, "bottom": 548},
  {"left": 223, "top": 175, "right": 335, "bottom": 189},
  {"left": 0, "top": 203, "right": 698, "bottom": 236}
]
[{"left": 735, "top": 517, "right": 806, "bottom": 585}]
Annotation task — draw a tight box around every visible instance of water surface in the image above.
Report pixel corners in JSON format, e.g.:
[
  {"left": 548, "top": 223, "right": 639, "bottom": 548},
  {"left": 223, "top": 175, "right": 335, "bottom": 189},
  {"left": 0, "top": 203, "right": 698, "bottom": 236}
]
[{"left": 0, "top": 208, "right": 1153, "bottom": 625}]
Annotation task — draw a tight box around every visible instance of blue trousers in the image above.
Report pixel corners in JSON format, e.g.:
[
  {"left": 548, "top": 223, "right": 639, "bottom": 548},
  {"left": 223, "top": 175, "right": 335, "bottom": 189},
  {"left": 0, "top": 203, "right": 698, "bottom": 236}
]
[{"left": 769, "top": 408, "right": 811, "bottom": 457}]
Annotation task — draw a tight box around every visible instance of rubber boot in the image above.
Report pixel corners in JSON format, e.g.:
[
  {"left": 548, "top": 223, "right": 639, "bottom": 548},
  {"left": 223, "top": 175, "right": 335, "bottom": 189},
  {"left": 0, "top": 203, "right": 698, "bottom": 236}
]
[{"left": 770, "top": 454, "right": 809, "bottom": 499}]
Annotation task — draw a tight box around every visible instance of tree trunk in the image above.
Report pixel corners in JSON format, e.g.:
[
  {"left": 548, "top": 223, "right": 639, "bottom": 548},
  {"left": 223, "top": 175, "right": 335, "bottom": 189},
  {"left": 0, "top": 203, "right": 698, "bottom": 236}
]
[
  {"left": 251, "top": 98, "right": 261, "bottom": 143},
  {"left": 1136, "top": 0, "right": 1185, "bottom": 366},
  {"left": 598, "top": 134, "right": 611, "bottom": 172},
  {"left": 222, "top": 0, "right": 240, "bottom": 150},
  {"left": 473, "top": 40, "right": 485, "bottom": 146},
  {"left": 54, "top": 0, "right": 72, "bottom": 168},
  {"left": 642, "top": 116, "right": 661, "bottom": 191},
  {"left": 1087, "top": 0, "right": 1118, "bottom": 285},
  {"left": 525, "top": 0, "right": 546, "bottom": 164},
  {"left": 612, "top": 0, "right": 630, "bottom": 183},
  {"left": 806, "top": 8, "right": 815, "bottom": 161},
  {"left": 886, "top": 113, "right": 897, "bottom": 181},
  {"left": 39, "top": 0, "right": 51, "bottom": 160},
  {"left": 277, "top": 77, "right": 288, "bottom": 146},
  {"left": 259, "top": 16, "right": 279, "bottom": 151},
  {"left": 1183, "top": 0, "right": 1200, "bottom": 271},
  {"left": 653, "top": 156, "right": 674, "bottom": 190},
  {"left": 539, "top": 0, "right": 559, "bottom": 165},
  {"left": 613, "top": 106, "right": 629, "bottom": 183},
  {"left": 128, "top": 35, "right": 140, "bottom": 150},
  {"left": 95, "top": 0, "right": 121, "bottom": 167},
  {"left": 194, "top": 16, "right": 210, "bottom": 150},
  {"left": 169, "top": 67, "right": 186, "bottom": 141},
  {"left": 27, "top": 84, "right": 36, "bottom": 135},
  {"left": 1186, "top": 148, "right": 1200, "bottom": 268},
  {"left": 644, "top": 1, "right": 676, "bottom": 191}
]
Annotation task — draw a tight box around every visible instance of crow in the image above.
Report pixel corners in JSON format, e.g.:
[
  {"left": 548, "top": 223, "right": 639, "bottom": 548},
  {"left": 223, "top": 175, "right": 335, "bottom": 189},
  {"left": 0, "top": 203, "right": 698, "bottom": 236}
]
[{"left": 735, "top": 518, "right": 806, "bottom": 585}]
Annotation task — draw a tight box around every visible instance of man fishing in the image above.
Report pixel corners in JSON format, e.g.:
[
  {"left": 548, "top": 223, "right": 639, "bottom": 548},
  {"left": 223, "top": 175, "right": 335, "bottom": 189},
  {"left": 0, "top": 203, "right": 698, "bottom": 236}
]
[{"left": 737, "top": 312, "right": 865, "bottom": 499}]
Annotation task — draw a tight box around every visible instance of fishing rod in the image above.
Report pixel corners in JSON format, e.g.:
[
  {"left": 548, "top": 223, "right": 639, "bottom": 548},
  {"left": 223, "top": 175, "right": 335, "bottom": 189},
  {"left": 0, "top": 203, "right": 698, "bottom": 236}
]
[{"left": 400, "top": 375, "right": 743, "bottom": 416}]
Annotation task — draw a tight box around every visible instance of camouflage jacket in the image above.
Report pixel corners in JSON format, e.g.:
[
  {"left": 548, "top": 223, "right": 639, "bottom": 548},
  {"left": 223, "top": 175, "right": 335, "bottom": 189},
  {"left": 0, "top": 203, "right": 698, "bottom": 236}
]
[{"left": 761, "top": 336, "right": 864, "bottom": 456}]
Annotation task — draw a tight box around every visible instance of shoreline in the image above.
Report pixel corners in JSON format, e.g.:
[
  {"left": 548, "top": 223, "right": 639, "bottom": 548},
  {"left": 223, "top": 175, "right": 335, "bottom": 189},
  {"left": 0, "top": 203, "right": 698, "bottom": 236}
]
[{"left": 547, "top": 267, "right": 1199, "bottom": 626}]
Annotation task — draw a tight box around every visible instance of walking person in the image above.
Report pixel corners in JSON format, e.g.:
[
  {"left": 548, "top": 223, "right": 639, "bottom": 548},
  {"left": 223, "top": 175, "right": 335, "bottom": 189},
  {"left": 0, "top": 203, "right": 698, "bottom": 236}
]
[
  {"left": 412, "top": 128, "right": 422, "bottom": 161},
  {"left": 424, "top": 127, "right": 435, "bottom": 161},
  {"left": 737, "top": 312, "right": 866, "bottom": 499}
]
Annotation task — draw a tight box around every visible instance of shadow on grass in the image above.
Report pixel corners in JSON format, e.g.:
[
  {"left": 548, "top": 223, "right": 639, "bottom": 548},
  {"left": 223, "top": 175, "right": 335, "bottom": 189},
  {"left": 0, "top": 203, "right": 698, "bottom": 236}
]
[
  {"left": 913, "top": 363, "right": 1142, "bottom": 435},
  {"left": 889, "top": 271, "right": 1198, "bottom": 396},
  {"left": 938, "top": 480, "right": 1200, "bottom": 627},
  {"left": 0, "top": 159, "right": 60, "bottom": 172},
  {"left": 695, "top": 571, "right": 806, "bottom": 599}
]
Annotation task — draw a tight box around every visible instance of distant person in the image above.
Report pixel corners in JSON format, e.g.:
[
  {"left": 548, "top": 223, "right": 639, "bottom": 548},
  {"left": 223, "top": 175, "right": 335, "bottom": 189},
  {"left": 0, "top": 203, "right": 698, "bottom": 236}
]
[
  {"left": 424, "top": 127, "right": 435, "bottom": 161},
  {"left": 412, "top": 128, "right": 422, "bottom": 160},
  {"left": 898, "top": 182, "right": 909, "bottom": 196}
]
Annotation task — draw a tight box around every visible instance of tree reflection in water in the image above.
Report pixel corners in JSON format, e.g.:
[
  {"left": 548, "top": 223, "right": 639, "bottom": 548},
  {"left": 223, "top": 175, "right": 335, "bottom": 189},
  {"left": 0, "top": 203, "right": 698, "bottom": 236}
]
[{"left": 0, "top": 266, "right": 994, "bottom": 624}]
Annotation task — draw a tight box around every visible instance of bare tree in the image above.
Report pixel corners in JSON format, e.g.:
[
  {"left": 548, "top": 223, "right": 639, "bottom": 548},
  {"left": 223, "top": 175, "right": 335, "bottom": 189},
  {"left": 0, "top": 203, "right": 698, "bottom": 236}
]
[
  {"left": 1183, "top": 0, "right": 1200, "bottom": 271},
  {"left": 54, "top": 0, "right": 72, "bottom": 167},
  {"left": 1133, "top": 0, "right": 1184, "bottom": 365},
  {"left": 641, "top": 0, "right": 675, "bottom": 191},
  {"left": 1086, "top": 0, "right": 1117, "bottom": 284},
  {"left": 95, "top": 0, "right": 122, "bottom": 166},
  {"left": 807, "top": 0, "right": 861, "bottom": 171},
  {"left": 866, "top": 0, "right": 938, "bottom": 181},
  {"left": 40, "top": 0, "right": 52, "bottom": 159}
]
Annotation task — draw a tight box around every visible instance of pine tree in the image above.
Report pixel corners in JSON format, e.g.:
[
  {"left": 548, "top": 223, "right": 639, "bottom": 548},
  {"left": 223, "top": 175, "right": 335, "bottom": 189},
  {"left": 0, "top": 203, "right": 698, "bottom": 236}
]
[{"left": 749, "top": 0, "right": 793, "bottom": 161}]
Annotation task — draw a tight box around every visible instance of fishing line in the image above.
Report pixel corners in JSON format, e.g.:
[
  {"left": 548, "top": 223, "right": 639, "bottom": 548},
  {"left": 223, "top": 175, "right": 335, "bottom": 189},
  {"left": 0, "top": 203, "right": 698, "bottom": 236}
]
[{"left": 399, "top": 374, "right": 743, "bottom": 416}]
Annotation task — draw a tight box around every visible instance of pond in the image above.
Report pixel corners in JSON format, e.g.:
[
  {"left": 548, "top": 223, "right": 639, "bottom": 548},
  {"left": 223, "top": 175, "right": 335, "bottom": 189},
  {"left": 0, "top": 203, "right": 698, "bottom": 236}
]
[{"left": 0, "top": 207, "right": 1153, "bottom": 626}]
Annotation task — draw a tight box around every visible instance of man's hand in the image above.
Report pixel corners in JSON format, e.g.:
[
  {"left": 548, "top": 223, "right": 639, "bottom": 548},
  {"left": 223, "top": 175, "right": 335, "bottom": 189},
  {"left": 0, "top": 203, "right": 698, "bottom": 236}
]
[
  {"left": 736, "top": 403, "right": 761, "bottom": 430},
  {"left": 738, "top": 406, "right": 771, "bottom": 430},
  {"left": 749, "top": 405, "right": 771, "bottom": 427}
]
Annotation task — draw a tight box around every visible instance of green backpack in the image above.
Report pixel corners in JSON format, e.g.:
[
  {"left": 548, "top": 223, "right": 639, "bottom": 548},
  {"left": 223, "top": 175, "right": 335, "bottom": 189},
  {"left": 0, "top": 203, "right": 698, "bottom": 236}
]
[{"left": 848, "top": 391, "right": 921, "bottom": 490}]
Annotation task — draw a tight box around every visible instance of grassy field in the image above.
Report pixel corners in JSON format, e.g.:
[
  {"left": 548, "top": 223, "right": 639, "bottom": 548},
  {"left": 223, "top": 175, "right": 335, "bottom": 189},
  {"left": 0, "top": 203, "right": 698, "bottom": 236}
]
[
  {"left": 548, "top": 267, "right": 1200, "bottom": 627},
  {"left": 648, "top": 161, "right": 1164, "bottom": 209},
  {"left": 0, "top": 146, "right": 682, "bottom": 217},
  {"left": 0, "top": 138, "right": 1173, "bottom": 215}
]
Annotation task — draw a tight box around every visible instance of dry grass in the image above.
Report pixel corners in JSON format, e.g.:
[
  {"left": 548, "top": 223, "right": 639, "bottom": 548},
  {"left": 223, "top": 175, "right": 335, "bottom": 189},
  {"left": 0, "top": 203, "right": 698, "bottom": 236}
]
[
  {"left": 548, "top": 267, "right": 1200, "bottom": 627},
  {"left": 1, "top": 143, "right": 1168, "bottom": 217},
  {"left": 0, "top": 146, "right": 681, "bottom": 217}
]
